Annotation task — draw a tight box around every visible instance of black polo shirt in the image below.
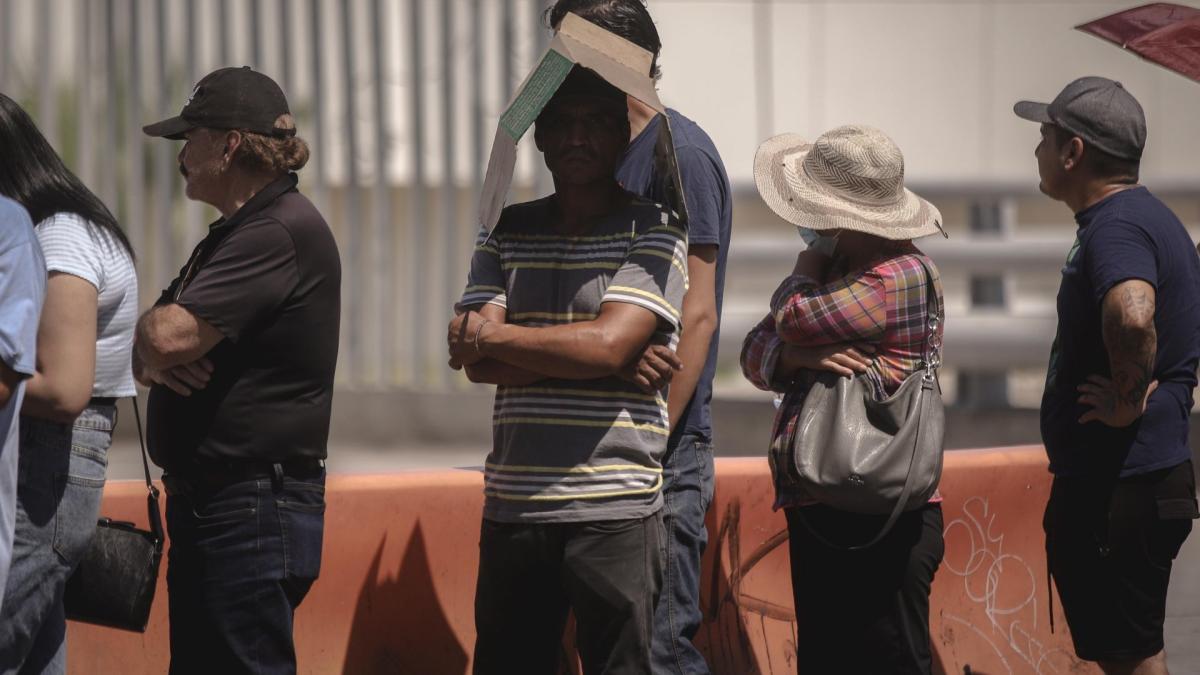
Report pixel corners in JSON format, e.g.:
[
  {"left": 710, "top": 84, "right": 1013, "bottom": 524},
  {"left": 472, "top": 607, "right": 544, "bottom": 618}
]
[{"left": 147, "top": 173, "right": 341, "bottom": 472}]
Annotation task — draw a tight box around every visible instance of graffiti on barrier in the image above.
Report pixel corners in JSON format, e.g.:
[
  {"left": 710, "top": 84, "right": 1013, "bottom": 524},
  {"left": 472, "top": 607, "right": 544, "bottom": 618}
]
[{"left": 941, "top": 496, "right": 1082, "bottom": 674}]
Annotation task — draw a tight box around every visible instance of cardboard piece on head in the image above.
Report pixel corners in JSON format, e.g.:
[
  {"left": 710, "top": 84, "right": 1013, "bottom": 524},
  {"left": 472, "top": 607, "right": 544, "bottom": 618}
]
[{"left": 477, "top": 12, "right": 689, "bottom": 235}]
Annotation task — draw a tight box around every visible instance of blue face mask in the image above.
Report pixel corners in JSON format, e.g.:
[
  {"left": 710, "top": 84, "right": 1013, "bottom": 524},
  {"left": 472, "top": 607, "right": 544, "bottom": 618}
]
[{"left": 799, "top": 227, "right": 840, "bottom": 257}]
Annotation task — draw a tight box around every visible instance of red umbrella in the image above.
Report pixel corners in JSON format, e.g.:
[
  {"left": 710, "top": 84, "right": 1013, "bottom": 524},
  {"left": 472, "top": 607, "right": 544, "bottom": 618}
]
[{"left": 1076, "top": 2, "right": 1200, "bottom": 83}]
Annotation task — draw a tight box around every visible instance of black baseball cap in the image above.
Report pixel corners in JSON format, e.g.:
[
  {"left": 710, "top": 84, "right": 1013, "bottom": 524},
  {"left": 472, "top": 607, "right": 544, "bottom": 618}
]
[
  {"left": 1014, "top": 76, "right": 1146, "bottom": 161},
  {"left": 143, "top": 66, "right": 295, "bottom": 140}
]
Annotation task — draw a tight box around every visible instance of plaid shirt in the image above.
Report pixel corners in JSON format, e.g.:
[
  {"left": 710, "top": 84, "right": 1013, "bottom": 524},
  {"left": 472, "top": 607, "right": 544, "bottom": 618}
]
[{"left": 739, "top": 251, "right": 944, "bottom": 509}]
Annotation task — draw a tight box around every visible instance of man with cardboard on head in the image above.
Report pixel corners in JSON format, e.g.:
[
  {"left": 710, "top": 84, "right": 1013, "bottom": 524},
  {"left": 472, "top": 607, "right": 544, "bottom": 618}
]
[{"left": 447, "top": 14, "right": 688, "bottom": 674}]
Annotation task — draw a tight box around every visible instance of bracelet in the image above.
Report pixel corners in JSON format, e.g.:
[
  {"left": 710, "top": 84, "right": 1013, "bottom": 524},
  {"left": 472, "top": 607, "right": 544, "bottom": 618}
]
[{"left": 473, "top": 318, "right": 490, "bottom": 355}]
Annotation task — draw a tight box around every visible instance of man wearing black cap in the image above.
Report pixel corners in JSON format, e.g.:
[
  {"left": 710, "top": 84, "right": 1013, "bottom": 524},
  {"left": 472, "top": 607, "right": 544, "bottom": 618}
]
[
  {"left": 1016, "top": 76, "right": 1200, "bottom": 675},
  {"left": 448, "top": 66, "right": 687, "bottom": 673},
  {"left": 136, "top": 66, "right": 341, "bottom": 674}
]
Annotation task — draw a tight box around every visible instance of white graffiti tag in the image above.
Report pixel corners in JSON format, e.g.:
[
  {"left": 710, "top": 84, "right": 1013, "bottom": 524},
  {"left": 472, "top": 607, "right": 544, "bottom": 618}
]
[{"left": 942, "top": 497, "right": 1078, "bottom": 674}]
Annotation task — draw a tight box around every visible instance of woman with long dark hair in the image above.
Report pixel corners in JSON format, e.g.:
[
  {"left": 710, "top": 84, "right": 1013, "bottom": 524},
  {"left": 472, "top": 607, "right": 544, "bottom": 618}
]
[{"left": 0, "top": 93, "right": 138, "bottom": 674}]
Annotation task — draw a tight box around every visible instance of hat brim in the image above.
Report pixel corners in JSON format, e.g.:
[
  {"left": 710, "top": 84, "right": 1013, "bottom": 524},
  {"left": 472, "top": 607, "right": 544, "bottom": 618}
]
[
  {"left": 1013, "top": 100, "right": 1053, "bottom": 124},
  {"left": 142, "top": 115, "right": 195, "bottom": 140},
  {"left": 752, "top": 133, "right": 945, "bottom": 241}
]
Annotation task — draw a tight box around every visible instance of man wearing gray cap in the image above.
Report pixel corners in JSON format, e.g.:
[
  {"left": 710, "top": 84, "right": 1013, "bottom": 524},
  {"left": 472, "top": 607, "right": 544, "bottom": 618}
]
[{"left": 1016, "top": 76, "right": 1200, "bottom": 674}]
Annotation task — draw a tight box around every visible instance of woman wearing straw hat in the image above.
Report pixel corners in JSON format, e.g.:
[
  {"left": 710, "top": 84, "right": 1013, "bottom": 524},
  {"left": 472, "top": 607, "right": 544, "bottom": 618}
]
[{"left": 740, "top": 124, "right": 947, "bottom": 673}]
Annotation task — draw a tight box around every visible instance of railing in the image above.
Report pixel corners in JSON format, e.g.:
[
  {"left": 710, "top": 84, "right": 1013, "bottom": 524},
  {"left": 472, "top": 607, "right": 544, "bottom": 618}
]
[
  {"left": 719, "top": 186, "right": 1200, "bottom": 407},
  {"left": 0, "top": 0, "right": 554, "bottom": 390},
  {"left": 722, "top": 234, "right": 1068, "bottom": 365},
  {"left": 3, "top": 1, "right": 1197, "bottom": 402}
]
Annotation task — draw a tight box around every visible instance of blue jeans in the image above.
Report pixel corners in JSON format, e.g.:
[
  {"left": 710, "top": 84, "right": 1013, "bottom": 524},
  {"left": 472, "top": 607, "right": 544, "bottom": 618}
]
[
  {"left": 0, "top": 406, "right": 113, "bottom": 675},
  {"left": 650, "top": 432, "right": 715, "bottom": 675},
  {"left": 164, "top": 467, "right": 325, "bottom": 675}
]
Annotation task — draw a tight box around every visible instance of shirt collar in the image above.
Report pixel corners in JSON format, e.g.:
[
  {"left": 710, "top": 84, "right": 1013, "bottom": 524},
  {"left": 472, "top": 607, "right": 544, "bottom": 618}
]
[
  {"left": 208, "top": 173, "right": 299, "bottom": 231},
  {"left": 1074, "top": 184, "right": 1145, "bottom": 229}
]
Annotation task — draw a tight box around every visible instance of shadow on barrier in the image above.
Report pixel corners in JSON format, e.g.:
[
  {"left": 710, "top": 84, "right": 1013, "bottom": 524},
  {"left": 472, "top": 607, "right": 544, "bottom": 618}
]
[
  {"left": 342, "top": 524, "right": 469, "bottom": 674},
  {"left": 66, "top": 449, "right": 1098, "bottom": 674}
]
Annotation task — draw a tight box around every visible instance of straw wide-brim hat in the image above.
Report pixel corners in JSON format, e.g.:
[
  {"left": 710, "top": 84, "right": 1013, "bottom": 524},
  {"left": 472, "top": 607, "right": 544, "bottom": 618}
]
[{"left": 753, "top": 124, "right": 946, "bottom": 240}]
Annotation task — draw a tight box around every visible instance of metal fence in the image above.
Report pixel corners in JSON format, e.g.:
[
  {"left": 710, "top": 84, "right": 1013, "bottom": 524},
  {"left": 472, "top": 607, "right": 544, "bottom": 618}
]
[
  {"left": 4, "top": 1, "right": 1199, "bottom": 403},
  {"left": 0, "top": 0, "right": 554, "bottom": 389}
]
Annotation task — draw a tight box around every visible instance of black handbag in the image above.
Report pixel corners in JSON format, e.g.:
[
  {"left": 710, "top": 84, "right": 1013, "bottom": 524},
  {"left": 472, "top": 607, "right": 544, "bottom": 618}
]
[{"left": 63, "top": 399, "right": 163, "bottom": 632}]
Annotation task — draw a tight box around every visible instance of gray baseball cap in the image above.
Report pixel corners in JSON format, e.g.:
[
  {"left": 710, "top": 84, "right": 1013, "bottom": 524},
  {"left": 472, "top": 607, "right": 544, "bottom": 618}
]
[{"left": 1014, "top": 76, "right": 1146, "bottom": 161}]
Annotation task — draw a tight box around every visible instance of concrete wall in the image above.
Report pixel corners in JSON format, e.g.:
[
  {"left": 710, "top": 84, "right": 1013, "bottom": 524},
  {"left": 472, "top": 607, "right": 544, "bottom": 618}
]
[{"left": 66, "top": 450, "right": 1098, "bottom": 674}]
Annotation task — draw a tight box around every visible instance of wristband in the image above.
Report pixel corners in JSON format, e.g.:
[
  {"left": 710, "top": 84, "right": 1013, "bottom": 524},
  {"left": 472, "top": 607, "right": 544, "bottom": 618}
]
[{"left": 473, "top": 318, "right": 490, "bottom": 355}]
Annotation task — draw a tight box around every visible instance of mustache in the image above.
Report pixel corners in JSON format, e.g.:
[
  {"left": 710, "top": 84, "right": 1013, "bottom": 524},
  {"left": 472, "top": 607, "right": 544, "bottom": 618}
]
[{"left": 179, "top": 163, "right": 188, "bottom": 178}]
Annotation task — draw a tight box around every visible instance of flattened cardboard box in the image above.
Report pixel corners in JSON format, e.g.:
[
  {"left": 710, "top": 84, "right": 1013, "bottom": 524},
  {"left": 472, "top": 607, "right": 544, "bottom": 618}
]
[{"left": 477, "top": 12, "right": 689, "bottom": 235}]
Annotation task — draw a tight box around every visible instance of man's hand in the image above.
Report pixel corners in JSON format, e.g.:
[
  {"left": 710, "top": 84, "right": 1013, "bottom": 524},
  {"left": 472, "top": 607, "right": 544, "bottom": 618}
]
[
  {"left": 792, "top": 248, "right": 832, "bottom": 279},
  {"left": 1078, "top": 375, "right": 1158, "bottom": 427},
  {"left": 619, "top": 344, "right": 682, "bottom": 393},
  {"left": 448, "top": 310, "right": 488, "bottom": 370},
  {"left": 778, "top": 342, "right": 874, "bottom": 379},
  {"left": 141, "top": 358, "right": 214, "bottom": 397}
]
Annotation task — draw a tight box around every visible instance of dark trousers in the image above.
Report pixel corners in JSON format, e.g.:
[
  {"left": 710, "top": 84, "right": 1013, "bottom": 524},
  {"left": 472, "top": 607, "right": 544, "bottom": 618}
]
[
  {"left": 473, "top": 512, "right": 665, "bottom": 675},
  {"left": 1044, "top": 461, "right": 1197, "bottom": 662},
  {"left": 785, "top": 503, "right": 944, "bottom": 675},
  {"left": 164, "top": 469, "right": 326, "bottom": 675},
  {"left": 650, "top": 432, "right": 715, "bottom": 675}
]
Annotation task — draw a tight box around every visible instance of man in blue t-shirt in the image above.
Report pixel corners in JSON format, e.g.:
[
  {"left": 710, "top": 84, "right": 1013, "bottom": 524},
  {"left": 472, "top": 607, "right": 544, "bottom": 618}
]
[
  {"left": 1016, "top": 77, "right": 1200, "bottom": 674},
  {"left": 0, "top": 198, "right": 46, "bottom": 614},
  {"left": 545, "top": 4, "right": 733, "bottom": 673}
]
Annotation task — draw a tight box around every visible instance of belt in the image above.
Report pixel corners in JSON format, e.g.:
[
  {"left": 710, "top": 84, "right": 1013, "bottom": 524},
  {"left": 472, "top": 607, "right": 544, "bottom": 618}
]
[{"left": 163, "top": 457, "right": 325, "bottom": 497}]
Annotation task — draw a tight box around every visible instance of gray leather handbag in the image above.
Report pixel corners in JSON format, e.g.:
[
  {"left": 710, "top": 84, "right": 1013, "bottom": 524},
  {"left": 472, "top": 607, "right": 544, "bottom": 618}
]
[{"left": 789, "top": 259, "right": 944, "bottom": 549}]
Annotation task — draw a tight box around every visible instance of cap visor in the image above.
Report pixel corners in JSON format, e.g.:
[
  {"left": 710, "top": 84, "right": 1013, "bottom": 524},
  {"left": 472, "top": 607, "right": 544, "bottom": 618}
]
[
  {"left": 142, "top": 116, "right": 194, "bottom": 140},
  {"left": 1013, "top": 100, "right": 1052, "bottom": 123}
]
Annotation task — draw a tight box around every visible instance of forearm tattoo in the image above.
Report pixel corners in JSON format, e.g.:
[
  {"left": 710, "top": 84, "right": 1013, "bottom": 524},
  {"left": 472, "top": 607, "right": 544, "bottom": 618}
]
[{"left": 1103, "top": 284, "right": 1157, "bottom": 408}]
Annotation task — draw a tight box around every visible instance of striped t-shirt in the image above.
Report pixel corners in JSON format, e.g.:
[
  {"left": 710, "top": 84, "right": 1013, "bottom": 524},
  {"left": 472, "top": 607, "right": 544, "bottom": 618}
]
[
  {"left": 460, "top": 194, "right": 688, "bottom": 523},
  {"left": 36, "top": 213, "right": 138, "bottom": 397}
]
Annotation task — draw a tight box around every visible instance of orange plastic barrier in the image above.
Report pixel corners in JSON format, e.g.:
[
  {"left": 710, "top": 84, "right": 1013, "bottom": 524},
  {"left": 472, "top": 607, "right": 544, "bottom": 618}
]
[{"left": 66, "top": 447, "right": 1097, "bottom": 674}]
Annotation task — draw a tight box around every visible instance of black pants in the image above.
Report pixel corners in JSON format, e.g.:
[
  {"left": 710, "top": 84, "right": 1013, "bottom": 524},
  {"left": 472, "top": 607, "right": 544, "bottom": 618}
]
[
  {"left": 785, "top": 503, "right": 944, "bottom": 675},
  {"left": 1044, "top": 460, "right": 1197, "bottom": 663},
  {"left": 473, "top": 512, "right": 664, "bottom": 675}
]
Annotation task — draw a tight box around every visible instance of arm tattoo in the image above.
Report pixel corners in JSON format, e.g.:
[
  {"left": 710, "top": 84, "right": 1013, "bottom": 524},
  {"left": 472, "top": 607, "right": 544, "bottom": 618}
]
[{"left": 1103, "top": 284, "right": 1157, "bottom": 407}]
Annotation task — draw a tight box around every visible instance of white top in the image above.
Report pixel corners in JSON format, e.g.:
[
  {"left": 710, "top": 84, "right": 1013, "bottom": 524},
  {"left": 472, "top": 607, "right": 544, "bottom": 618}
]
[{"left": 36, "top": 213, "right": 138, "bottom": 398}]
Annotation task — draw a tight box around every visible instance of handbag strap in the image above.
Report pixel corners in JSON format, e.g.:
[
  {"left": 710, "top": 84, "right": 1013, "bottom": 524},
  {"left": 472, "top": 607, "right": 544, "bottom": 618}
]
[
  {"left": 131, "top": 396, "right": 164, "bottom": 545},
  {"left": 916, "top": 256, "right": 942, "bottom": 377},
  {"left": 793, "top": 257, "right": 942, "bottom": 551}
]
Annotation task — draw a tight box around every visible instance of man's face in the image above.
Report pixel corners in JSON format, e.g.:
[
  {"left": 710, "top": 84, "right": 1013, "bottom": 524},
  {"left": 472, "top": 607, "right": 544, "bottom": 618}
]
[
  {"left": 1035, "top": 123, "right": 1069, "bottom": 200},
  {"left": 178, "top": 128, "right": 229, "bottom": 204},
  {"left": 534, "top": 95, "right": 628, "bottom": 187}
]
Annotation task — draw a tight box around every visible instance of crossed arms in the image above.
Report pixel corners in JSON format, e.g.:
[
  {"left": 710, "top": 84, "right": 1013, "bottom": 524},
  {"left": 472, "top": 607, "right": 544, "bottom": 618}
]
[
  {"left": 447, "top": 301, "right": 672, "bottom": 387},
  {"left": 741, "top": 255, "right": 884, "bottom": 392},
  {"left": 133, "top": 303, "right": 222, "bottom": 396}
]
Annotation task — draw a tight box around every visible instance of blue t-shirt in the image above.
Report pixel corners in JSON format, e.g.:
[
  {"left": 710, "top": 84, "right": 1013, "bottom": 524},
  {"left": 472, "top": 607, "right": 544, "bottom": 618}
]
[
  {"left": 1040, "top": 187, "right": 1200, "bottom": 478},
  {"left": 0, "top": 196, "right": 46, "bottom": 599},
  {"left": 616, "top": 109, "right": 732, "bottom": 442}
]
